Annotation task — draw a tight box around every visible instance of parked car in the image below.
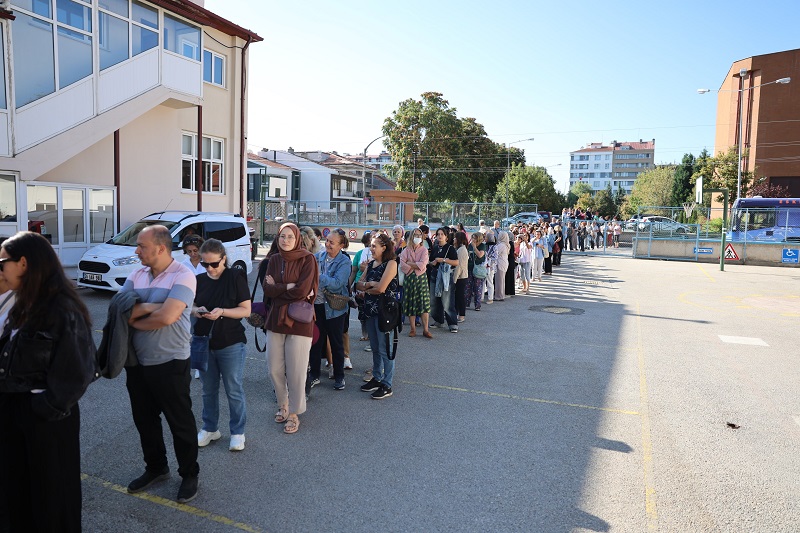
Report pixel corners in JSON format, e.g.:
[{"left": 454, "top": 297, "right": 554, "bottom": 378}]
[
  {"left": 636, "top": 216, "right": 691, "bottom": 234},
  {"left": 625, "top": 213, "right": 657, "bottom": 230},
  {"left": 502, "top": 212, "right": 543, "bottom": 226},
  {"left": 77, "top": 211, "right": 253, "bottom": 291}
]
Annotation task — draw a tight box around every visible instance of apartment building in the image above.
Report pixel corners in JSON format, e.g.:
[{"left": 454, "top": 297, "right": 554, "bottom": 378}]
[
  {"left": 0, "top": 0, "right": 261, "bottom": 265},
  {"left": 569, "top": 139, "right": 655, "bottom": 195}
]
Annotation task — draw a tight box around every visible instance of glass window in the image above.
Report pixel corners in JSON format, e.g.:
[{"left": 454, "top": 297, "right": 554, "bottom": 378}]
[
  {"left": 132, "top": 25, "right": 158, "bottom": 56},
  {"left": 98, "top": 0, "right": 128, "bottom": 17},
  {"left": 57, "top": 27, "right": 92, "bottom": 88},
  {"left": 182, "top": 159, "right": 193, "bottom": 190},
  {"left": 0, "top": 27, "right": 5, "bottom": 109},
  {"left": 212, "top": 140, "right": 222, "bottom": 160},
  {"left": 63, "top": 189, "right": 85, "bottom": 242},
  {"left": 89, "top": 189, "right": 115, "bottom": 243},
  {"left": 99, "top": 12, "right": 129, "bottom": 70},
  {"left": 0, "top": 176, "right": 15, "bottom": 221},
  {"left": 182, "top": 134, "right": 193, "bottom": 156},
  {"left": 213, "top": 55, "right": 223, "bottom": 85},
  {"left": 12, "top": 0, "right": 51, "bottom": 17},
  {"left": 12, "top": 13, "right": 56, "bottom": 108},
  {"left": 27, "top": 185, "right": 59, "bottom": 245},
  {"left": 203, "top": 50, "right": 212, "bottom": 82},
  {"left": 203, "top": 50, "right": 225, "bottom": 86},
  {"left": 163, "top": 14, "right": 200, "bottom": 61},
  {"left": 57, "top": 0, "right": 91, "bottom": 32},
  {"left": 202, "top": 137, "right": 211, "bottom": 158},
  {"left": 132, "top": 0, "right": 158, "bottom": 29}
]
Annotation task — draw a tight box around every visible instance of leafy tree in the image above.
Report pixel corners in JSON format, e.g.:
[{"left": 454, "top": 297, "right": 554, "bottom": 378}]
[
  {"left": 692, "top": 146, "right": 752, "bottom": 205},
  {"left": 492, "top": 164, "right": 561, "bottom": 211},
  {"left": 671, "top": 153, "right": 695, "bottom": 205},
  {"left": 594, "top": 184, "right": 617, "bottom": 217},
  {"left": 613, "top": 184, "right": 627, "bottom": 211},
  {"left": 567, "top": 182, "right": 593, "bottom": 206},
  {"left": 749, "top": 178, "right": 790, "bottom": 198},
  {"left": 624, "top": 165, "right": 676, "bottom": 214}
]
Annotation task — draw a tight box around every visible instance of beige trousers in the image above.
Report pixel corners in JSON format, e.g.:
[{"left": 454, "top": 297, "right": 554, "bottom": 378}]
[{"left": 267, "top": 331, "right": 311, "bottom": 416}]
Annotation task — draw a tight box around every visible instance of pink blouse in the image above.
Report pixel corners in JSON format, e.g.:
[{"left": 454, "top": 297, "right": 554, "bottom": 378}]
[{"left": 399, "top": 245, "right": 428, "bottom": 277}]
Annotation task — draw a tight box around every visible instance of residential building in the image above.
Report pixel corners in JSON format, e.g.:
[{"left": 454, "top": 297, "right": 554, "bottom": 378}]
[
  {"left": 569, "top": 139, "right": 655, "bottom": 195},
  {"left": 349, "top": 151, "right": 393, "bottom": 172},
  {"left": 713, "top": 48, "right": 800, "bottom": 196},
  {"left": 0, "top": 0, "right": 261, "bottom": 265},
  {"left": 246, "top": 153, "right": 297, "bottom": 202}
]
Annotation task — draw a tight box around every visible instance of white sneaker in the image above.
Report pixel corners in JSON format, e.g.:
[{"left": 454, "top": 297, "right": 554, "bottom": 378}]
[
  {"left": 197, "top": 429, "right": 221, "bottom": 447},
  {"left": 327, "top": 365, "right": 335, "bottom": 379},
  {"left": 344, "top": 357, "right": 353, "bottom": 369},
  {"left": 193, "top": 369, "right": 200, "bottom": 379},
  {"left": 229, "top": 434, "right": 245, "bottom": 451}
]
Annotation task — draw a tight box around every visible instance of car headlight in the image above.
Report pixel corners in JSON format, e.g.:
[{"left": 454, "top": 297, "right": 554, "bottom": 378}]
[{"left": 113, "top": 255, "right": 141, "bottom": 266}]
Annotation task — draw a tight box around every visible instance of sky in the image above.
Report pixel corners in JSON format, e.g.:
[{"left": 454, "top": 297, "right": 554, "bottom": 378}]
[{"left": 205, "top": 0, "right": 800, "bottom": 193}]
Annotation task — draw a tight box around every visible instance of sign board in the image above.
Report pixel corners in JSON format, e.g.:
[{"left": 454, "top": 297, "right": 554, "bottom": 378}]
[
  {"left": 322, "top": 227, "right": 330, "bottom": 238},
  {"left": 723, "top": 243, "right": 739, "bottom": 261},
  {"left": 694, "top": 247, "right": 713, "bottom": 254},
  {"left": 782, "top": 248, "right": 799, "bottom": 264},
  {"left": 348, "top": 229, "right": 358, "bottom": 239}
]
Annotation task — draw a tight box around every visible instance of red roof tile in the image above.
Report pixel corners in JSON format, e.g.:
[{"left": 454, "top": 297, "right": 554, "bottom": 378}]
[{"left": 248, "top": 153, "right": 295, "bottom": 170}]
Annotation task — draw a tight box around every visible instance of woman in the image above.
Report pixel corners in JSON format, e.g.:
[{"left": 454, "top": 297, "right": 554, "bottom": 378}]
[
  {"left": 0, "top": 232, "right": 97, "bottom": 532},
  {"left": 453, "top": 231, "right": 469, "bottom": 323},
  {"left": 391, "top": 225, "right": 405, "bottom": 255},
  {"left": 399, "top": 228, "right": 432, "bottom": 338},
  {"left": 192, "top": 239, "right": 251, "bottom": 452},
  {"left": 613, "top": 221, "right": 622, "bottom": 248},
  {"left": 544, "top": 227, "right": 555, "bottom": 275},
  {"left": 356, "top": 233, "right": 399, "bottom": 399},
  {"left": 494, "top": 230, "right": 509, "bottom": 301},
  {"left": 483, "top": 230, "right": 497, "bottom": 304},
  {"left": 532, "top": 230, "right": 546, "bottom": 282},
  {"left": 428, "top": 228, "right": 459, "bottom": 333},
  {"left": 552, "top": 225, "right": 563, "bottom": 266},
  {"left": 308, "top": 229, "right": 351, "bottom": 394},
  {"left": 300, "top": 226, "right": 323, "bottom": 254},
  {"left": 464, "top": 231, "right": 486, "bottom": 311},
  {"left": 516, "top": 231, "right": 533, "bottom": 294},
  {"left": 182, "top": 235, "right": 206, "bottom": 275},
  {"left": 263, "top": 223, "right": 319, "bottom": 434},
  {"left": 505, "top": 230, "right": 517, "bottom": 298}
]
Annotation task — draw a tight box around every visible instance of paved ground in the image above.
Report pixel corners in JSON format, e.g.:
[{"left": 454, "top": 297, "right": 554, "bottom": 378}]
[{"left": 75, "top": 252, "right": 800, "bottom": 532}]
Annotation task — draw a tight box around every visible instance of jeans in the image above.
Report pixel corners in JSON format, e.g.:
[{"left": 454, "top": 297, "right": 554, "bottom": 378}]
[
  {"left": 430, "top": 280, "right": 457, "bottom": 326},
  {"left": 366, "top": 316, "right": 394, "bottom": 387},
  {"left": 200, "top": 342, "right": 247, "bottom": 435}
]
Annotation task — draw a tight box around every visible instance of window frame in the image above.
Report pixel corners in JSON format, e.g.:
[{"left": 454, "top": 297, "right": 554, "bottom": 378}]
[
  {"left": 181, "top": 132, "right": 225, "bottom": 194},
  {"left": 202, "top": 48, "right": 225, "bottom": 88}
]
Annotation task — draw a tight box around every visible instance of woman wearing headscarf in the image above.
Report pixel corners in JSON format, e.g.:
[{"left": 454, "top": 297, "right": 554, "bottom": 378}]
[
  {"left": 504, "top": 229, "right": 517, "bottom": 298},
  {"left": 0, "top": 232, "right": 97, "bottom": 532},
  {"left": 493, "top": 230, "right": 510, "bottom": 302},
  {"left": 263, "top": 223, "right": 319, "bottom": 434},
  {"left": 483, "top": 230, "right": 497, "bottom": 304}
]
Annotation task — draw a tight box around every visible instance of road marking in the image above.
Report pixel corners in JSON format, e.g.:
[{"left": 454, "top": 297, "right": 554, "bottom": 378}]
[
  {"left": 695, "top": 264, "right": 716, "bottom": 282},
  {"left": 398, "top": 380, "right": 639, "bottom": 416},
  {"left": 635, "top": 301, "right": 658, "bottom": 530},
  {"left": 718, "top": 335, "right": 769, "bottom": 346},
  {"left": 80, "top": 474, "right": 264, "bottom": 532}
]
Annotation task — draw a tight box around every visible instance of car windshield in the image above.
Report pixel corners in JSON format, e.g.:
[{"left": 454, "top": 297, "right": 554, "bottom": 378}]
[{"left": 109, "top": 221, "right": 179, "bottom": 246}]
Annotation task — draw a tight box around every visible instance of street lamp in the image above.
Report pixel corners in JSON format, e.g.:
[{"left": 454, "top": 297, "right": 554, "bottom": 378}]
[
  {"left": 361, "top": 135, "right": 386, "bottom": 224},
  {"left": 698, "top": 73, "right": 790, "bottom": 201},
  {"left": 506, "top": 137, "right": 534, "bottom": 221}
]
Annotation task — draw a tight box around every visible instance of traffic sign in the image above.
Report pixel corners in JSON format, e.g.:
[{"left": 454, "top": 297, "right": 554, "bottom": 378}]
[
  {"left": 348, "top": 229, "right": 358, "bottom": 239},
  {"left": 694, "top": 247, "right": 713, "bottom": 254},
  {"left": 723, "top": 243, "right": 739, "bottom": 261},
  {"left": 322, "top": 227, "right": 330, "bottom": 237},
  {"left": 782, "top": 248, "right": 799, "bottom": 264}
]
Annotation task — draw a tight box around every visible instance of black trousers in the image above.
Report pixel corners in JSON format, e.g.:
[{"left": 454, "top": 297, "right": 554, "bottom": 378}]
[
  {"left": 310, "top": 304, "right": 347, "bottom": 382},
  {"left": 454, "top": 278, "right": 468, "bottom": 316},
  {"left": 0, "top": 393, "right": 82, "bottom": 533},
  {"left": 125, "top": 359, "right": 199, "bottom": 478}
]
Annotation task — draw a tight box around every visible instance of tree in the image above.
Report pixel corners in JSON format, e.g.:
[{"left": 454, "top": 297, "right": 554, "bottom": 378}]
[
  {"left": 593, "top": 184, "right": 617, "bottom": 217},
  {"left": 567, "top": 182, "right": 593, "bottom": 206},
  {"left": 671, "top": 153, "right": 695, "bottom": 205},
  {"left": 382, "top": 92, "right": 520, "bottom": 203},
  {"left": 624, "top": 165, "right": 676, "bottom": 214},
  {"left": 613, "top": 183, "right": 627, "bottom": 211},
  {"left": 748, "top": 178, "right": 790, "bottom": 198},
  {"left": 692, "top": 146, "right": 752, "bottom": 205},
  {"left": 492, "top": 164, "right": 561, "bottom": 211}
]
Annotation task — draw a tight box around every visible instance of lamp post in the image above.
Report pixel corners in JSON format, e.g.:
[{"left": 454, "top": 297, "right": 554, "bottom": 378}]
[
  {"left": 697, "top": 73, "right": 790, "bottom": 201},
  {"left": 506, "top": 137, "right": 534, "bottom": 222},
  {"left": 361, "top": 135, "right": 386, "bottom": 224}
]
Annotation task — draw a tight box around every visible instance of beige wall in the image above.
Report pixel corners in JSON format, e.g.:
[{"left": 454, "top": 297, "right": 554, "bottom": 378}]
[{"left": 38, "top": 135, "right": 115, "bottom": 186}]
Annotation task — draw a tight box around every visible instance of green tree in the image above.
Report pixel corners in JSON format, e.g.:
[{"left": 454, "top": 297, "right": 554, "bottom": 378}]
[
  {"left": 692, "top": 146, "right": 752, "bottom": 205},
  {"left": 671, "top": 153, "right": 695, "bottom": 205},
  {"left": 613, "top": 184, "right": 627, "bottom": 211},
  {"left": 567, "top": 182, "right": 593, "bottom": 206},
  {"left": 594, "top": 184, "right": 617, "bottom": 217},
  {"left": 492, "top": 164, "right": 561, "bottom": 211},
  {"left": 576, "top": 193, "right": 596, "bottom": 213},
  {"left": 625, "top": 165, "right": 676, "bottom": 214}
]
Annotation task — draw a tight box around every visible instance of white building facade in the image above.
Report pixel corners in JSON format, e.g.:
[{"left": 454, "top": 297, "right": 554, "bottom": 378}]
[{"left": 569, "top": 139, "right": 655, "bottom": 195}]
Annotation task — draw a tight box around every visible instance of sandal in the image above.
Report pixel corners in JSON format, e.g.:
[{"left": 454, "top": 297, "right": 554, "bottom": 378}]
[
  {"left": 283, "top": 415, "right": 299, "bottom": 434},
  {"left": 423, "top": 331, "right": 433, "bottom": 339},
  {"left": 359, "top": 337, "right": 369, "bottom": 341},
  {"left": 409, "top": 329, "right": 417, "bottom": 337},
  {"left": 274, "top": 406, "right": 288, "bottom": 423}
]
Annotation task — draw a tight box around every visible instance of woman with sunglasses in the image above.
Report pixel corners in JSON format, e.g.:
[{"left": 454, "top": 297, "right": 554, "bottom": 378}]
[
  {"left": 263, "top": 223, "right": 319, "bottom": 433},
  {"left": 0, "top": 232, "right": 97, "bottom": 532},
  {"left": 399, "top": 227, "right": 432, "bottom": 338},
  {"left": 191, "top": 239, "right": 251, "bottom": 451}
]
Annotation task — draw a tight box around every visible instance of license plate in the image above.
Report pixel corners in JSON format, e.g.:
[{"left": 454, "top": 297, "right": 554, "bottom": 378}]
[{"left": 83, "top": 273, "right": 102, "bottom": 282}]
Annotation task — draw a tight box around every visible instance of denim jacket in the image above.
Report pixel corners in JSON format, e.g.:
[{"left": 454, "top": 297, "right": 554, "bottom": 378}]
[{"left": 315, "top": 250, "right": 352, "bottom": 319}]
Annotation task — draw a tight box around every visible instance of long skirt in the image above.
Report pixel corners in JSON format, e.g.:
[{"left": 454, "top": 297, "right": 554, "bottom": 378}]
[{"left": 402, "top": 272, "right": 430, "bottom": 316}]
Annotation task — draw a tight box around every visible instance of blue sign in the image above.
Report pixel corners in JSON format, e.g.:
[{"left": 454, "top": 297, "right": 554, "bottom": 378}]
[
  {"left": 694, "top": 247, "right": 713, "bottom": 254},
  {"left": 782, "top": 248, "right": 799, "bottom": 263}
]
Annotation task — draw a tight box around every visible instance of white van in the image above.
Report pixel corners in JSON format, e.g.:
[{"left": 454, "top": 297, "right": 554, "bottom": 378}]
[{"left": 77, "top": 211, "right": 253, "bottom": 291}]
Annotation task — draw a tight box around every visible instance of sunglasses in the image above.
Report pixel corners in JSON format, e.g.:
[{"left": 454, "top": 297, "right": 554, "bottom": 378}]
[
  {"left": 200, "top": 260, "right": 224, "bottom": 269},
  {"left": 0, "top": 257, "right": 20, "bottom": 271}
]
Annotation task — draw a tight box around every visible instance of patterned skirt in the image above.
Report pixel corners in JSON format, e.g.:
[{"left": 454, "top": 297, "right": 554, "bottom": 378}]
[{"left": 402, "top": 272, "right": 431, "bottom": 316}]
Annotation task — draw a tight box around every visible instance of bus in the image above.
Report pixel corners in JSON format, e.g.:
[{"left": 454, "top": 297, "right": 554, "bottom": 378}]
[{"left": 729, "top": 197, "right": 800, "bottom": 242}]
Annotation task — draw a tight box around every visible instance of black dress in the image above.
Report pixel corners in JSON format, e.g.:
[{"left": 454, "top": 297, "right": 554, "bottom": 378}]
[{"left": 505, "top": 244, "right": 516, "bottom": 296}]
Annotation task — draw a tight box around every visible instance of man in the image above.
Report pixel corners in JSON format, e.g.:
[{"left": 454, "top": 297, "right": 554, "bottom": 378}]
[
  {"left": 417, "top": 218, "right": 425, "bottom": 228},
  {"left": 493, "top": 220, "right": 502, "bottom": 233},
  {"left": 122, "top": 225, "right": 200, "bottom": 503},
  {"left": 478, "top": 220, "right": 487, "bottom": 233}
]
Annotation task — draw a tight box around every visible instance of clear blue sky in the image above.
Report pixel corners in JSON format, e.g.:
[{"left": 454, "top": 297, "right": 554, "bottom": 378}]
[{"left": 205, "top": 0, "right": 800, "bottom": 193}]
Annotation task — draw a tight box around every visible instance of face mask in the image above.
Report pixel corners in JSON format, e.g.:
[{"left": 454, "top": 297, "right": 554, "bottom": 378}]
[{"left": 413, "top": 237, "right": 422, "bottom": 244}]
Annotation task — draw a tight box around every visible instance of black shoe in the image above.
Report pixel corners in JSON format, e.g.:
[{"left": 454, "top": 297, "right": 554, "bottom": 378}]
[
  {"left": 127, "top": 467, "right": 170, "bottom": 493},
  {"left": 371, "top": 385, "right": 393, "bottom": 400},
  {"left": 360, "top": 378, "right": 381, "bottom": 392},
  {"left": 177, "top": 476, "right": 198, "bottom": 504}
]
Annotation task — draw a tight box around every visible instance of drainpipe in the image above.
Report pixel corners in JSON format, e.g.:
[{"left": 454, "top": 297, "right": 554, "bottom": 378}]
[
  {"left": 114, "top": 130, "right": 120, "bottom": 229},
  {"left": 197, "top": 105, "right": 203, "bottom": 211},
  {"left": 239, "top": 36, "right": 252, "bottom": 217}
]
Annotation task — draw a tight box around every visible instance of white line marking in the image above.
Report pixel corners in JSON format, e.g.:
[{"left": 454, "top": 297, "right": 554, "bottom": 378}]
[{"left": 718, "top": 335, "right": 769, "bottom": 346}]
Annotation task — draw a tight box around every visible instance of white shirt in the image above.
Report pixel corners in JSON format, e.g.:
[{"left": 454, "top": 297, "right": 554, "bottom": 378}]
[{"left": 0, "top": 290, "right": 15, "bottom": 332}]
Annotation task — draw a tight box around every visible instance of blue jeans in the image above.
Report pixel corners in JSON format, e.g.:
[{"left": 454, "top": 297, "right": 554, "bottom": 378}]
[
  {"left": 429, "top": 280, "right": 457, "bottom": 326},
  {"left": 200, "top": 342, "right": 247, "bottom": 435},
  {"left": 366, "top": 316, "right": 394, "bottom": 388}
]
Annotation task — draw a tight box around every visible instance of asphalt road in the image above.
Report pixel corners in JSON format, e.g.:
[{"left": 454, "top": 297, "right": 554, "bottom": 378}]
[{"left": 75, "top": 252, "right": 800, "bottom": 532}]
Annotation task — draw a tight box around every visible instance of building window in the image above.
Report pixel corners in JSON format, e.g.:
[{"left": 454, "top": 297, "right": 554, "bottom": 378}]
[
  {"left": 203, "top": 49, "right": 225, "bottom": 87},
  {"left": 0, "top": 27, "right": 6, "bottom": 109},
  {"left": 12, "top": 12, "right": 56, "bottom": 108},
  {"left": 182, "top": 133, "right": 224, "bottom": 193},
  {"left": 98, "top": 10, "right": 128, "bottom": 70},
  {"left": 164, "top": 14, "right": 200, "bottom": 61},
  {"left": 594, "top": 164, "right": 599, "bottom": 169}
]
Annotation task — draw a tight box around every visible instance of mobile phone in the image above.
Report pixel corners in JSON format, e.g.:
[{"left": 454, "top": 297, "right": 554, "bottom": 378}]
[{"left": 198, "top": 310, "right": 209, "bottom": 315}]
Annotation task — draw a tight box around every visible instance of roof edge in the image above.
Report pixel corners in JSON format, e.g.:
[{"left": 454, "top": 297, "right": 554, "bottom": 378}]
[{"left": 147, "top": 0, "right": 263, "bottom": 42}]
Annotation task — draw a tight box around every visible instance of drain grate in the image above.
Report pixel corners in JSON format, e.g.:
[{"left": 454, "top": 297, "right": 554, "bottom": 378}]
[
  {"left": 530, "top": 305, "right": 585, "bottom": 315},
  {"left": 582, "top": 280, "right": 603, "bottom": 285}
]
